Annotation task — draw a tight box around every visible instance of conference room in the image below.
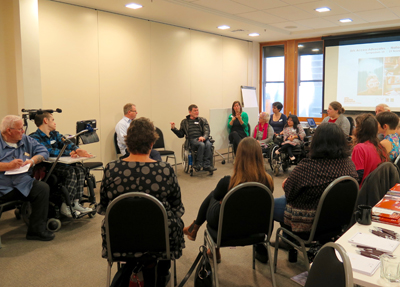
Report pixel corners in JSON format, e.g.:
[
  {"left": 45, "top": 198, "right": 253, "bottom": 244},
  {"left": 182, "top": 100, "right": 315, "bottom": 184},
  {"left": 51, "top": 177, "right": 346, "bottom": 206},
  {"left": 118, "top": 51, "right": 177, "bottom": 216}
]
[{"left": 2, "top": 0, "right": 400, "bottom": 286}]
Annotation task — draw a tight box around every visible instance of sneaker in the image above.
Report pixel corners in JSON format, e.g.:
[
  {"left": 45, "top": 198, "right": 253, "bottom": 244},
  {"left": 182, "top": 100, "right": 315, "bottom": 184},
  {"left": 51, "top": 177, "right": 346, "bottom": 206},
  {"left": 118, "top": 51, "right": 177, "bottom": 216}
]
[
  {"left": 72, "top": 201, "right": 92, "bottom": 213},
  {"left": 192, "top": 164, "right": 201, "bottom": 171},
  {"left": 60, "top": 202, "right": 73, "bottom": 218}
]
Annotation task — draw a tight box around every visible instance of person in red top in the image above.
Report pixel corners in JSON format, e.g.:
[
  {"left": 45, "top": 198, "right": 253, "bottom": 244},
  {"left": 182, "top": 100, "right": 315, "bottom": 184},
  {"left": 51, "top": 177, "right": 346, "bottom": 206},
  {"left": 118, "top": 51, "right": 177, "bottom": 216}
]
[{"left": 351, "top": 114, "right": 388, "bottom": 187}]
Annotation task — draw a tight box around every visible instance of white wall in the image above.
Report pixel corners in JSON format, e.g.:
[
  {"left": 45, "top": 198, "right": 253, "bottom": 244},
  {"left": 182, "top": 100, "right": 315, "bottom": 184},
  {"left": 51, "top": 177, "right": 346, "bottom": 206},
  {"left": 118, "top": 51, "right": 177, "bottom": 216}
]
[{"left": 37, "top": 0, "right": 259, "bottom": 165}]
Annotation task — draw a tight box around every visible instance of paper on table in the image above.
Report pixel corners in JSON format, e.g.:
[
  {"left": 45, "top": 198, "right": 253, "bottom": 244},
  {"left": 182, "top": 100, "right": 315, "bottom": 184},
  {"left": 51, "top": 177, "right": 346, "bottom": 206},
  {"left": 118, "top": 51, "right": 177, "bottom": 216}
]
[
  {"left": 4, "top": 164, "right": 31, "bottom": 175},
  {"left": 347, "top": 252, "right": 380, "bottom": 276},
  {"left": 348, "top": 232, "right": 400, "bottom": 253}
]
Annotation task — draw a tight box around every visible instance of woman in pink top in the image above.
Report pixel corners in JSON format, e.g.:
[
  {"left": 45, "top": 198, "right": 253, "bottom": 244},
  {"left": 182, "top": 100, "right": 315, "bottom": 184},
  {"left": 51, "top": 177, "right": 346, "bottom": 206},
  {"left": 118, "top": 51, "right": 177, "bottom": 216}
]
[{"left": 352, "top": 114, "right": 388, "bottom": 187}]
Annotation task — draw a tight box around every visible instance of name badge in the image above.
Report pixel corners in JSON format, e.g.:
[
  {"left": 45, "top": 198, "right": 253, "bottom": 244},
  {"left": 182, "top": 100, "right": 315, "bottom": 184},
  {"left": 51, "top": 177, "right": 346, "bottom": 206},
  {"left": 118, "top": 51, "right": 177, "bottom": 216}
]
[
  {"left": 50, "top": 140, "right": 56, "bottom": 144},
  {"left": 24, "top": 152, "right": 30, "bottom": 157},
  {"left": 279, "top": 119, "right": 282, "bottom": 122},
  {"left": 195, "top": 122, "right": 199, "bottom": 125}
]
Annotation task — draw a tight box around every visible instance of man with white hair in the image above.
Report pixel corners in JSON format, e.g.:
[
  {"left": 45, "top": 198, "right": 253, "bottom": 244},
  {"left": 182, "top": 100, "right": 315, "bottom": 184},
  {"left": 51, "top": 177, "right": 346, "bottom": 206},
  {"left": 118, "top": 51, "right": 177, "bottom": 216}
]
[
  {"left": 375, "top": 103, "right": 390, "bottom": 115},
  {"left": 115, "top": 103, "right": 161, "bottom": 160},
  {"left": 0, "top": 115, "right": 54, "bottom": 241}
]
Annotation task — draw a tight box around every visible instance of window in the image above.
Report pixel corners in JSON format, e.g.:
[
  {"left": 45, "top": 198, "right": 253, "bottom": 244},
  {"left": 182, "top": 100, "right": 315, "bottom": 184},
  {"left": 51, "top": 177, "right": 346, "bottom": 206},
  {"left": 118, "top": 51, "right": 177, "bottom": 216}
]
[
  {"left": 262, "top": 45, "right": 285, "bottom": 115},
  {"left": 297, "top": 41, "right": 323, "bottom": 118}
]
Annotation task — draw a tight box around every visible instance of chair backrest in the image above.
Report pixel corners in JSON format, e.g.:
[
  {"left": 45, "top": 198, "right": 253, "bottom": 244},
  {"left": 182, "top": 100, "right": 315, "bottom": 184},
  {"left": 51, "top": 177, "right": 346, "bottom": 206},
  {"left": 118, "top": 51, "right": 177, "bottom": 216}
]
[
  {"left": 358, "top": 162, "right": 400, "bottom": 207},
  {"left": 153, "top": 127, "right": 165, "bottom": 149},
  {"left": 217, "top": 182, "right": 274, "bottom": 247},
  {"left": 305, "top": 242, "right": 353, "bottom": 287},
  {"left": 309, "top": 176, "right": 359, "bottom": 242},
  {"left": 105, "top": 192, "right": 170, "bottom": 263},
  {"left": 114, "top": 132, "right": 121, "bottom": 155}
]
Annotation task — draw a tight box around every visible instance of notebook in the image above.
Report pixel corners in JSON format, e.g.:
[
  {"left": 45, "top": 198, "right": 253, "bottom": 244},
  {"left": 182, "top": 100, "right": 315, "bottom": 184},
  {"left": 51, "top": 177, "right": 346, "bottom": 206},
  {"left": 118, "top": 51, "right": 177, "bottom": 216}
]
[
  {"left": 348, "top": 232, "right": 400, "bottom": 253},
  {"left": 347, "top": 252, "right": 381, "bottom": 276}
]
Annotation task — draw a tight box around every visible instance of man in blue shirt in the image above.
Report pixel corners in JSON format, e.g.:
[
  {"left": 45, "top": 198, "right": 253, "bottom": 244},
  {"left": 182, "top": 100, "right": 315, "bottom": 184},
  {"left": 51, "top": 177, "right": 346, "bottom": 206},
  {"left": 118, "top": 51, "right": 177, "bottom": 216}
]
[
  {"left": 30, "top": 112, "right": 93, "bottom": 217},
  {"left": 0, "top": 115, "right": 54, "bottom": 241}
]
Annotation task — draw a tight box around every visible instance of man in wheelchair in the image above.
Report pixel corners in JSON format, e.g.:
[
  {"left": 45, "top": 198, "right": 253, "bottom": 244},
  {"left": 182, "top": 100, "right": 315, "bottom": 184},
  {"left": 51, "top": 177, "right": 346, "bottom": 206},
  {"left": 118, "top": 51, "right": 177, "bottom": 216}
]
[
  {"left": 0, "top": 115, "right": 54, "bottom": 241},
  {"left": 30, "top": 112, "right": 93, "bottom": 217},
  {"left": 170, "top": 104, "right": 216, "bottom": 172}
]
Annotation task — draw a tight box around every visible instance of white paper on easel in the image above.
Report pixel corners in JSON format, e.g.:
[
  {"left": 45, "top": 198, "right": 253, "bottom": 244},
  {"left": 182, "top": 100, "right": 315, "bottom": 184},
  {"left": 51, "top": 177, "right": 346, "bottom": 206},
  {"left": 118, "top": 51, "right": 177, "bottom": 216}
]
[
  {"left": 347, "top": 253, "right": 380, "bottom": 276},
  {"left": 348, "top": 232, "right": 400, "bottom": 253},
  {"left": 5, "top": 164, "right": 31, "bottom": 175}
]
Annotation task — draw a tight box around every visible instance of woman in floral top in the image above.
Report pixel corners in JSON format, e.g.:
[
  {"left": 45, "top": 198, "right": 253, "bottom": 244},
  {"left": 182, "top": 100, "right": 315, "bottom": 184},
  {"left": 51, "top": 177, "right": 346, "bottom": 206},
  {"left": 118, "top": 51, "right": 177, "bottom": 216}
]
[
  {"left": 275, "top": 115, "right": 305, "bottom": 161},
  {"left": 376, "top": 111, "right": 400, "bottom": 162}
]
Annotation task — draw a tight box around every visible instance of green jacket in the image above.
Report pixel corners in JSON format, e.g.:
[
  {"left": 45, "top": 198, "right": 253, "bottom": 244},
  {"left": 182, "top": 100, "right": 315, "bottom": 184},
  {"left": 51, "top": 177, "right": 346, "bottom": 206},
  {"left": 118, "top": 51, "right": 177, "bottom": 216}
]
[{"left": 227, "top": 111, "right": 249, "bottom": 136}]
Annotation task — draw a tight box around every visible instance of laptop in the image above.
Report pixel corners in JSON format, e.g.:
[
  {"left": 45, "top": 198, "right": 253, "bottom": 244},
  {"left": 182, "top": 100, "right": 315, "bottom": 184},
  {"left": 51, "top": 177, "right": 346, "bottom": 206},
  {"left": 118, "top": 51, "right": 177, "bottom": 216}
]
[{"left": 307, "top": 118, "right": 317, "bottom": 128}]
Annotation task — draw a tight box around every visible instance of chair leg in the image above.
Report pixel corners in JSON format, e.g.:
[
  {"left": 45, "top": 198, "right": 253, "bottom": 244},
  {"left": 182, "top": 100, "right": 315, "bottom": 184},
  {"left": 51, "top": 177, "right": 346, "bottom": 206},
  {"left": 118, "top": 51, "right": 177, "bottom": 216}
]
[
  {"left": 212, "top": 244, "right": 219, "bottom": 287},
  {"left": 171, "top": 259, "right": 177, "bottom": 287},
  {"left": 107, "top": 262, "right": 112, "bottom": 287},
  {"left": 265, "top": 242, "right": 277, "bottom": 287},
  {"left": 273, "top": 232, "right": 280, "bottom": 273},
  {"left": 173, "top": 156, "right": 177, "bottom": 176},
  {"left": 252, "top": 245, "right": 255, "bottom": 270}
]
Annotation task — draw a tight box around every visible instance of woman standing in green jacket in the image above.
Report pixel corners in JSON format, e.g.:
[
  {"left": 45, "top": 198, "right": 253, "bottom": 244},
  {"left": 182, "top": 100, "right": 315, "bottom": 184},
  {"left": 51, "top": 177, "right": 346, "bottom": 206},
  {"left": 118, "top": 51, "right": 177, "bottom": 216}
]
[{"left": 228, "top": 101, "right": 249, "bottom": 155}]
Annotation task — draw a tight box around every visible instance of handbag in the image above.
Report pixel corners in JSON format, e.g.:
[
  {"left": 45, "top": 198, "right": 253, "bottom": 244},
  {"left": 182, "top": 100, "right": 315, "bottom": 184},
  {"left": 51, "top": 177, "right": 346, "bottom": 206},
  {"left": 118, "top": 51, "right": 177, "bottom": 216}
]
[{"left": 178, "top": 245, "right": 213, "bottom": 287}]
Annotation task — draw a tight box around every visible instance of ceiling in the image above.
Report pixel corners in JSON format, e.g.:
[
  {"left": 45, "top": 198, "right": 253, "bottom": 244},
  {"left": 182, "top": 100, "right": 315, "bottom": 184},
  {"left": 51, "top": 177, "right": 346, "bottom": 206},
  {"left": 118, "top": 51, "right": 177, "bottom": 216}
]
[{"left": 52, "top": 0, "right": 400, "bottom": 42}]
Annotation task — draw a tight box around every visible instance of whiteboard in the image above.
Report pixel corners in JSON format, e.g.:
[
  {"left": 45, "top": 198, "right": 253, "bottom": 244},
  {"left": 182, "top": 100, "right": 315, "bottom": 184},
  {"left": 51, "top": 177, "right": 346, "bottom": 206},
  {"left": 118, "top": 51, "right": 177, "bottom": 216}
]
[
  {"left": 209, "top": 107, "right": 259, "bottom": 150},
  {"left": 241, "top": 86, "right": 258, "bottom": 108}
]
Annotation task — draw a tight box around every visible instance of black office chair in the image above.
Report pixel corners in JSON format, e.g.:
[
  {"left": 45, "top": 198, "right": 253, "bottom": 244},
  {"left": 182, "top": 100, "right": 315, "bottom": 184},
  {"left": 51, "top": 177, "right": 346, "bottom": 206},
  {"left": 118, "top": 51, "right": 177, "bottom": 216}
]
[
  {"left": 274, "top": 176, "right": 359, "bottom": 272},
  {"left": 114, "top": 132, "right": 122, "bottom": 160},
  {"left": 154, "top": 127, "right": 177, "bottom": 175},
  {"left": 204, "top": 182, "right": 276, "bottom": 287},
  {"left": 304, "top": 242, "right": 353, "bottom": 287},
  {"left": 105, "top": 192, "right": 177, "bottom": 287}
]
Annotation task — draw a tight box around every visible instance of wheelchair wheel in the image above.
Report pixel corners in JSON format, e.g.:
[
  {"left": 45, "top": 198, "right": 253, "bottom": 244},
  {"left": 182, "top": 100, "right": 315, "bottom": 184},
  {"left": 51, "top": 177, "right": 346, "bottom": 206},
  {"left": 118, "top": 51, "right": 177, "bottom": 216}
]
[
  {"left": 270, "top": 145, "right": 281, "bottom": 175},
  {"left": 14, "top": 208, "right": 21, "bottom": 220},
  {"left": 88, "top": 203, "right": 97, "bottom": 218},
  {"left": 181, "top": 145, "right": 190, "bottom": 174},
  {"left": 21, "top": 202, "right": 32, "bottom": 226},
  {"left": 47, "top": 218, "right": 61, "bottom": 232}
]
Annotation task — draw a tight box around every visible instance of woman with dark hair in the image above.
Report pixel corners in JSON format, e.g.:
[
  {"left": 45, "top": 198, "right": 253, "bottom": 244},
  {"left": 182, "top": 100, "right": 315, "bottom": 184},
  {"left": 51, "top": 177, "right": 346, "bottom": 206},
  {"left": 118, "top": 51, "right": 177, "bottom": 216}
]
[
  {"left": 376, "top": 111, "right": 400, "bottom": 162},
  {"left": 275, "top": 115, "right": 305, "bottom": 161},
  {"left": 321, "top": 101, "right": 350, "bottom": 135},
  {"left": 273, "top": 123, "right": 358, "bottom": 246},
  {"left": 98, "top": 117, "right": 185, "bottom": 287},
  {"left": 352, "top": 114, "right": 388, "bottom": 187},
  {"left": 269, "top": 102, "right": 287, "bottom": 136},
  {"left": 227, "top": 101, "right": 249, "bottom": 155},
  {"left": 183, "top": 137, "right": 274, "bottom": 263}
]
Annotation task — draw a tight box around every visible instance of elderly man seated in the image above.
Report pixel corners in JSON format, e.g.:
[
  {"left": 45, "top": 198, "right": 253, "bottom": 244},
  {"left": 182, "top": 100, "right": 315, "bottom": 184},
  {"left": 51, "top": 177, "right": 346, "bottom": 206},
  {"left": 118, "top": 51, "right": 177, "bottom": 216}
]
[{"left": 0, "top": 115, "right": 54, "bottom": 241}]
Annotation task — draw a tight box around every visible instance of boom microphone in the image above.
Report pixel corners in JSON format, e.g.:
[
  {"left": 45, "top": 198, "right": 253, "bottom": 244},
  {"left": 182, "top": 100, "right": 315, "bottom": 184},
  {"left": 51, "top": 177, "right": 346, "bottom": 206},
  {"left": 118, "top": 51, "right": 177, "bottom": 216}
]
[{"left": 21, "top": 108, "right": 62, "bottom": 114}]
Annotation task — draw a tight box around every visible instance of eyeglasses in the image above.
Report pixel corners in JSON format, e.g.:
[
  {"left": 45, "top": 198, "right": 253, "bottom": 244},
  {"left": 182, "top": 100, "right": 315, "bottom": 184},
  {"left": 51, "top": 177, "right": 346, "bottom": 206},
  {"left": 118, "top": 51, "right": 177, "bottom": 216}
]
[
  {"left": 130, "top": 110, "right": 137, "bottom": 113},
  {"left": 10, "top": 128, "right": 24, "bottom": 132}
]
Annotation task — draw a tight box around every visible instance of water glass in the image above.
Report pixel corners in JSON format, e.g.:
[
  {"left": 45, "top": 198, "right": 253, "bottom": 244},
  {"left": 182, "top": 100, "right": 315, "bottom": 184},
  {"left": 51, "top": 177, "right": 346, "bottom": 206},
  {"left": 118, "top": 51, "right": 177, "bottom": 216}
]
[{"left": 381, "top": 254, "right": 400, "bottom": 282}]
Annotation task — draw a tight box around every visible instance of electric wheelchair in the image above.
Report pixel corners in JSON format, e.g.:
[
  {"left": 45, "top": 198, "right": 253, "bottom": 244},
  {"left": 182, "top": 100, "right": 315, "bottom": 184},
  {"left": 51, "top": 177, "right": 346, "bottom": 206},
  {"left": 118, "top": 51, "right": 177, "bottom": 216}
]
[
  {"left": 269, "top": 135, "right": 311, "bottom": 176},
  {"left": 181, "top": 137, "right": 220, "bottom": 176}
]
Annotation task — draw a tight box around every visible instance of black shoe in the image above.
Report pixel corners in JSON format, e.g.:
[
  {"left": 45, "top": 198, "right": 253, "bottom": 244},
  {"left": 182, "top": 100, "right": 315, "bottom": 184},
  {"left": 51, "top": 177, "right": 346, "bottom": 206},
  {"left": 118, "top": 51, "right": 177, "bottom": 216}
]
[
  {"left": 193, "top": 164, "right": 201, "bottom": 171},
  {"left": 203, "top": 166, "right": 217, "bottom": 172},
  {"left": 255, "top": 244, "right": 269, "bottom": 264},
  {"left": 26, "top": 230, "right": 55, "bottom": 241}
]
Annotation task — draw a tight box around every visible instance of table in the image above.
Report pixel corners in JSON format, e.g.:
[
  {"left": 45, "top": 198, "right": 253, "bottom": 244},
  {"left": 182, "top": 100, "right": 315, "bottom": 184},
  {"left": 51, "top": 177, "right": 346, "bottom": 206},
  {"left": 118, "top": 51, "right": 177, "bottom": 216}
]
[{"left": 336, "top": 222, "right": 400, "bottom": 287}]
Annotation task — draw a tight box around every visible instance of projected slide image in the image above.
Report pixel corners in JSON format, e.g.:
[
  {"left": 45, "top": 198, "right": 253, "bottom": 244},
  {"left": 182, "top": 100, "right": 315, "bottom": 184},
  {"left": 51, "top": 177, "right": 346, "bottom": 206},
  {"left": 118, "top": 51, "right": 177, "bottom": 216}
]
[
  {"left": 384, "top": 56, "right": 400, "bottom": 96},
  {"left": 357, "top": 58, "right": 383, "bottom": 96}
]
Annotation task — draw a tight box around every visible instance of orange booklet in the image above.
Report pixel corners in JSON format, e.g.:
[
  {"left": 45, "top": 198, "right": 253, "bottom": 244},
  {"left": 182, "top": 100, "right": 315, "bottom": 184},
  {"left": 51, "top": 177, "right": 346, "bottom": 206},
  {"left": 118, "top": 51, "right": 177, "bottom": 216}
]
[
  {"left": 372, "top": 195, "right": 400, "bottom": 218},
  {"left": 390, "top": 183, "right": 400, "bottom": 192}
]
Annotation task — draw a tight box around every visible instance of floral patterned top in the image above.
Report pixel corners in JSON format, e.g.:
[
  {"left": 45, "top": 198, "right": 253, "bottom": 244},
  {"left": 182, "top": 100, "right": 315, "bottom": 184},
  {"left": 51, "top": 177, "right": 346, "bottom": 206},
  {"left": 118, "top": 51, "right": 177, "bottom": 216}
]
[
  {"left": 384, "top": 133, "right": 400, "bottom": 162},
  {"left": 281, "top": 125, "right": 306, "bottom": 146},
  {"left": 97, "top": 160, "right": 185, "bottom": 260}
]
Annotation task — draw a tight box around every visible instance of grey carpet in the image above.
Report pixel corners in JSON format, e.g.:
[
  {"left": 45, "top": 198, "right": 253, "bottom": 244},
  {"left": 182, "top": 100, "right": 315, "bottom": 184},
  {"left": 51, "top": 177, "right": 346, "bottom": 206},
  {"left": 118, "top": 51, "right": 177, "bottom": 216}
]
[{"left": 0, "top": 157, "right": 307, "bottom": 287}]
